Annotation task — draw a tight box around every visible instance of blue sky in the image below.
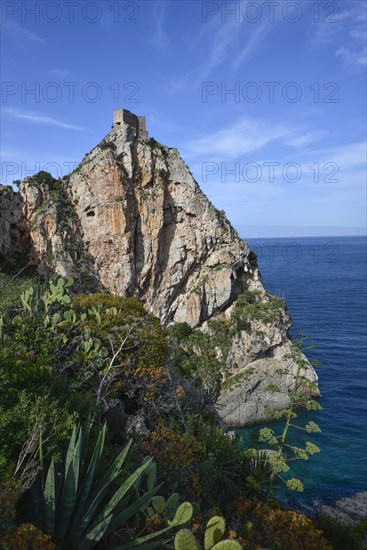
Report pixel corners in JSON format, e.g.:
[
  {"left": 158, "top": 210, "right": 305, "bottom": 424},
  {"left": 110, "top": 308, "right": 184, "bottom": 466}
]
[{"left": 1, "top": 0, "right": 366, "bottom": 237}]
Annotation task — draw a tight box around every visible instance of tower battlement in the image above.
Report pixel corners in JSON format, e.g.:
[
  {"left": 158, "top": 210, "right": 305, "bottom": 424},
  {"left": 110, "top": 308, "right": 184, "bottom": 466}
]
[{"left": 113, "top": 109, "right": 148, "bottom": 139}]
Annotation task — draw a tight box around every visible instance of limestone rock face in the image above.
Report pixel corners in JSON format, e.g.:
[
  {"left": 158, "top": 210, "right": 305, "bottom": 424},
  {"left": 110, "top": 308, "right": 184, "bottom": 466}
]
[
  {"left": 65, "top": 126, "right": 263, "bottom": 327},
  {"left": 0, "top": 186, "right": 30, "bottom": 261},
  {"left": 319, "top": 492, "right": 367, "bottom": 525},
  {"left": 0, "top": 123, "right": 319, "bottom": 425},
  {"left": 19, "top": 178, "right": 99, "bottom": 290},
  {"left": 217, "top": 342, "right": 304, "bottom": 426}
]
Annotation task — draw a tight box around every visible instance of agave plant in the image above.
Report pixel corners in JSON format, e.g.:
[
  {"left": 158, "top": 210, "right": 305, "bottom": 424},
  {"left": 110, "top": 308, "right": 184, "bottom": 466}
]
[
  {"left": 243, "top": 448, "right": 274, "bottom": 497},
  {"left": 29, "top": 423, "right": 192, "bottom": 549}
]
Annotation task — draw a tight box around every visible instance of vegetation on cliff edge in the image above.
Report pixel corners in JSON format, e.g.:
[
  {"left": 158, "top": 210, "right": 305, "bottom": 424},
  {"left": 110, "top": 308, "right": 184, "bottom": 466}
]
[{"left": 0, "top": 269, "right": 340, "bottom": 549}]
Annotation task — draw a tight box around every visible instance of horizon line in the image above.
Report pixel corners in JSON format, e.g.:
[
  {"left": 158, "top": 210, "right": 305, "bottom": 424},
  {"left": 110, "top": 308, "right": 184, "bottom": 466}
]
[{"left": 242, "top": 234, "right": 366, "bottom": 239}]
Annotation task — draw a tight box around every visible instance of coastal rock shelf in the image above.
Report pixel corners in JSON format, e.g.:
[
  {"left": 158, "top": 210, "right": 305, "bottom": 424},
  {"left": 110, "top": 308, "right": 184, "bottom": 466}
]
[{"left": 319, "top": 492, "right": 367, "bottom": 525}]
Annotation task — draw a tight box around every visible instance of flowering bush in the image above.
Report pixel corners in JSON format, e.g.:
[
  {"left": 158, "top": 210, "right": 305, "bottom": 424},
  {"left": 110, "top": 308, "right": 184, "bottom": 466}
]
[
  {"left": 142, "top": 422, "right": 204, "bottom": 499},
  {"left": 0, "top": 523, "right": 56, "bottom": 549},
  {"left": 233, "top": 498, "right": 331, "bottom": 550}
]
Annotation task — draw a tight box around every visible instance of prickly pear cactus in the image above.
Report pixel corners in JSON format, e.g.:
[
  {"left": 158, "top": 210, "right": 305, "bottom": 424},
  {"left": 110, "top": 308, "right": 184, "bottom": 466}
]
[
  {"left": 212, "top": 541, "right": 242, "bottom": 549},
  {"left": 174, "top": 529, "right": 201, "bottom": 550},
  {"left": 44, "top": 276, "right": 73, "bottom": 309},
  {"left": 175, "top": 515, "right": 243, "bottom": 550},
  {"left": 204, "top": 516, "right": 226, "bottom": 549},
  {"left": 21, "top": 286, "right": 34, "bottom": 313}
]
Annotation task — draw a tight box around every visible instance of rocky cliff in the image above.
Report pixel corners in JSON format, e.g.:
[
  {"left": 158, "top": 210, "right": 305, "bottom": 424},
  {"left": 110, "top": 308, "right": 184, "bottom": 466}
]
[
  {"left": 0, "top": 122, "right": 319, "bottom": 425},
  {"left": 0, "top": 186, "right": 30, "bottom": 263}
]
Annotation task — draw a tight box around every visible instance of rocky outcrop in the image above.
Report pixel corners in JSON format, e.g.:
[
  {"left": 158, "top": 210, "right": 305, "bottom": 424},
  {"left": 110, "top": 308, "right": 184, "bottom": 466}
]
[
  {"left": 0, "top": 186, "right": 30, "bottom": 263},
  {"left": 19, "top": 175, "right": 99, "bottom": 291},
  {"left": 217, "top": 341, "right": 314, "bottom": 425},
  {"left": 319, "top": 492, "right": 367, "bottom": 525},
  {"left": 0, "top": 122, "right": 319, "bottom": 425},
  {"left": 65, "top": 128, "right": 263, "bottom": 327}
]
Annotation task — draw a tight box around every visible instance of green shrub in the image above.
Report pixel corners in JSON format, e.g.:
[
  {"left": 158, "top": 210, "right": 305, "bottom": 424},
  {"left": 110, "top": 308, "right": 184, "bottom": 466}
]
[
  {"left": 234, "top": 498, "right": 331, "bottom": 550},
  {"left": 73, "top": 292, "right": 169, "bottom": 410},
  {"left": 143, "top": 416, "right": 249, "bottom": 511},
  {"left": 0, "top": 523, "right": 56, "bottom": 549},
  {"left": 167, "top": 291, "right": 287, "bottom": 403},
  {"left": 29, "top": 171, "right": 56, "bottom": 187},
  {"left": 317, "top": 515, "right": 367, "bottom": 550},
  {"left": 0, "top": 480, "right": 21, "bottom": 537},
  {"left": 0, "top": 389, "right": 82, "bottom": 484},
  {"left": 0, "top": 271, "right": 41, "bottom": 315},
  {"left": 147, "top": 137, "right": 161, "bottom": 148},
  {"left": 185, "top": 416, "right": 249, "bottom": 511}
]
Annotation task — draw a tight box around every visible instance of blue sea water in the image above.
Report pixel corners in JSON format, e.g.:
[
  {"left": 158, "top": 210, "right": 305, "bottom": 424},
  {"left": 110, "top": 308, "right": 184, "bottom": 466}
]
[{"left": 236, "top": 236, "right": 367, "bottom": 511}]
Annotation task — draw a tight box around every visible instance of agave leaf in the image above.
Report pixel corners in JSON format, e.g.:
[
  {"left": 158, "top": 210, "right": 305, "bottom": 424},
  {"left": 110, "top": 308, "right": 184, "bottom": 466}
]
[
  {"left": 65, "top": 425, "right": 78, "bottom": 474},
  {"left": 73, "top": 439, "right": 132, "bottom": 539},
  {"left": 57, "top": 426, "right": 83, "bottom": 539},
  {"left": 68, "top": 423, "right": 106, "bottom": 540},
  {"left": 79, "top": 513, "right": 114, "bottom": 550},
  {"left": 111, "top": 485, "right": 162, "bottom": 529},
  {"left": 30, "top": 473, "right": 46, "bottom": 532},
  {"left": 88, "top": 457, "right": 154, "bottom": 532},
  {"left": 44, "top": 458, "right": 57, "bottom": 535},
  {"left": 116, "top": 498, "right": 192, "bottom": 549},
  {"left": 84, "top": 485, "right": 161, "bottom": 548},
  {"left": 93, "top": 439, "right": 132, "bottom": 497},
  {"left": 56, "top": 462, "right": 77, "bottom": 539}
]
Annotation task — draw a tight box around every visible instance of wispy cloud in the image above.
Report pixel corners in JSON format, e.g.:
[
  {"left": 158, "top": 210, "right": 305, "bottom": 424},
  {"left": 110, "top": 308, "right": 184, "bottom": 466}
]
[
  {"left": 336, "top": 44, "right": 366, "bottom": 67},
  {"left": 3, "top": 108, "right": 84, "bottom": 130},
  {"left": 185, "top": 117, "right": 292, "bottom": 160},
  {"left": 308, "top": 0, "right": 366, "bottom": 68},
  {"left": 1, "top": 20, "right": 45, "bottom": 44},
  {"left": 322, "top": 141, "right": 367, "bottom": 172},
  {"left": 286, "top": 141, "right": 366, "bottom": 174},
  {"left": 198, "top": 14, "right": 242, "bottom": 79},
  {"left": 257, "top": 141, "right": 367, "bottom": 191},
  {"left": 286, "top": 131, "right": 330, "bottom": 149},
  {"left": 166, "top": 0, "right": 274, "bottom": 91},
  {"left": 151, "top": 0, "right": 167, "bottom": 47},
  {"left": 257, "top": 140, "right": 366, "bottom": 181},
  {"left": 232, "top": 17, "right": 270, "bottom": 69},
  {"left": 199, "top": 0, "right": 273, "bottom": 79}
]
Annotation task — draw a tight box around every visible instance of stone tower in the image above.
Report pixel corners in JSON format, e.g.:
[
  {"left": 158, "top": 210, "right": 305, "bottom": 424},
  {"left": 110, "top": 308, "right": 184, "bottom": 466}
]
[{"left": 113, "top": 109, "right": 148, "bottom": 139}]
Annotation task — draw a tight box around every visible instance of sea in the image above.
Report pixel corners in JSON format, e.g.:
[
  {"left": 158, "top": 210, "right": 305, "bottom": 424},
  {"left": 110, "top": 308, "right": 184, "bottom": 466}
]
[{"left": 236, "top": 236, "right": 367, "bottom": 513}]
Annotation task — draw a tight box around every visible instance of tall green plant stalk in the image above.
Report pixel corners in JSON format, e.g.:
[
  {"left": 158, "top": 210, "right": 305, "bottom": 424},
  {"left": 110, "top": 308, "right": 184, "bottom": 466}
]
[{"left": 259, "top": 333, "right": 322, "bottom": 496}]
